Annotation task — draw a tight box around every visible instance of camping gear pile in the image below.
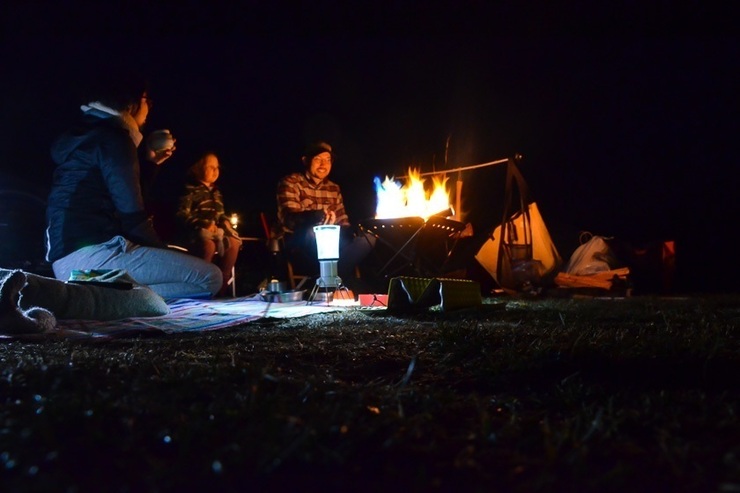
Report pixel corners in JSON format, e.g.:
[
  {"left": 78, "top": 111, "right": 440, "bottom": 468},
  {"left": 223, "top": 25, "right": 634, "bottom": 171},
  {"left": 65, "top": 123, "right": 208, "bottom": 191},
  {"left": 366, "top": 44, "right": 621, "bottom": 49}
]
[{"left": 472, "top": 157, "right": 673, "bottom": 296}]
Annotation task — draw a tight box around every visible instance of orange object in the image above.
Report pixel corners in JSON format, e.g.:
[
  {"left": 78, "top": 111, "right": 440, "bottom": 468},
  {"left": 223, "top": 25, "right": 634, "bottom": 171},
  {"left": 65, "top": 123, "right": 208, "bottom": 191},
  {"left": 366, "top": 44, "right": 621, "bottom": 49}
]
[{"left": 359, "top": 294, "right": 389, "bottom": 307}]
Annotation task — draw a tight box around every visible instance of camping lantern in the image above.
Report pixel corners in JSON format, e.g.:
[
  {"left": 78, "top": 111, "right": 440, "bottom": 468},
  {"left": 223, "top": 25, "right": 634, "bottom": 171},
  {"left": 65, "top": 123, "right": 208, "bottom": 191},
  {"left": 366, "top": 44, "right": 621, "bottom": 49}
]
[
  {"left": 313, "top": 225, "right": 341, "bottom": 289},
  {"left": 229, "top": 213, "right": 239, "bottom": 229}
]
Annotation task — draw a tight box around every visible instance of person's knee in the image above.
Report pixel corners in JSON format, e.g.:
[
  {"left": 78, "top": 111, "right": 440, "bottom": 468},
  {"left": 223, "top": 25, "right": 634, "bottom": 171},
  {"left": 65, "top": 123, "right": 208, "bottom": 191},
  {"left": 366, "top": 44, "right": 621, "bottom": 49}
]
[
  {"left": 190, "top": 238, "right": 214, "bottom": 257},
  {"left": 202, "top": 262, "right": 223, "bottom": 294},
  {"left": 226, "top": 239, "right": 241, "bottom": 255}
]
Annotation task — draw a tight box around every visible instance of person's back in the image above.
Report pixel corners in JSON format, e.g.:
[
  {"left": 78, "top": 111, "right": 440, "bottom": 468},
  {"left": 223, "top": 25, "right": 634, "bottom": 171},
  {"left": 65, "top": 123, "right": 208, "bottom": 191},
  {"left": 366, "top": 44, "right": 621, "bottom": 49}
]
[
  {"left": 45, "top": 72, "right": 222, "bottom": 299},
  {"left": 47, "top": 110, "right": 156, "bottom": 263}
]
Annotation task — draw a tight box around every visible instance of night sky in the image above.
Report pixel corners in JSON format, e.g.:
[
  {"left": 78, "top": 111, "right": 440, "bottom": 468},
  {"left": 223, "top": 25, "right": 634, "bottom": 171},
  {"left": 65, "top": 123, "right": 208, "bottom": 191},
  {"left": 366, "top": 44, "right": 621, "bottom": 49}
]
[{"left": 1, "top": 3, "right": 737, "bottom": 292}]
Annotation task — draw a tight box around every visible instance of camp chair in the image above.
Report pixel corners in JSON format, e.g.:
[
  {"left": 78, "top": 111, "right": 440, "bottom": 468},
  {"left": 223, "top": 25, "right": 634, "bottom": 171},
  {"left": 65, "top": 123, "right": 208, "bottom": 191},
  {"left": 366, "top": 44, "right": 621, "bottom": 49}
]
[{"left": 270, "top": 229, "right": 312, "bottom": 290}]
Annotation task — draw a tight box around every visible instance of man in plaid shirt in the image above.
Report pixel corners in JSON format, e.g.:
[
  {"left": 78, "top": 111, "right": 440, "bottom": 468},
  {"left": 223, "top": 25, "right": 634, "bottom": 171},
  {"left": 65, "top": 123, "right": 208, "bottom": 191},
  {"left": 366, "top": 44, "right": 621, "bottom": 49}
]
[{"left": 276, "top": 141, "right": 375, "bottom": 291}]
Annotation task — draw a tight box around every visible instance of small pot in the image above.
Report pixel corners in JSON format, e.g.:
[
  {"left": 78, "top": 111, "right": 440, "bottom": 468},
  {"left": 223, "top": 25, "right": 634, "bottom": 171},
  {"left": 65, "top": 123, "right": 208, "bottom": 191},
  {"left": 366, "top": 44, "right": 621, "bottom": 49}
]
[
  {"left": 266, "top": 279, "right": 288, "bottom": 293},
  {"left": 260, "top": 289, "right": 305, "bottom": 303},
  {"left": 278, "top": 290, "right": 305, "bottom": 302},
  {"left": 260, "top": 291, "right": 278, "bottom": 302}
]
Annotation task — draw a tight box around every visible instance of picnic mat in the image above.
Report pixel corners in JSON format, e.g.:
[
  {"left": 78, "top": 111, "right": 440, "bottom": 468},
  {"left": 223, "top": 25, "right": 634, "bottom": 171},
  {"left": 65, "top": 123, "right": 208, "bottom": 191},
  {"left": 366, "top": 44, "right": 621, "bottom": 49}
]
[{"left": 5, "top": 296, "right": 349, "bottom": 340}]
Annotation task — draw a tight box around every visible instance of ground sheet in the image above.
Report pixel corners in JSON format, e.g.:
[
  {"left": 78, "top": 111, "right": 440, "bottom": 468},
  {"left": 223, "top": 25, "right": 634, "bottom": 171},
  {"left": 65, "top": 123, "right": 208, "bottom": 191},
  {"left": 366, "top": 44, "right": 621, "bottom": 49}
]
[{"left": 3, "top": 296, "right": 350, "bottom": 340}]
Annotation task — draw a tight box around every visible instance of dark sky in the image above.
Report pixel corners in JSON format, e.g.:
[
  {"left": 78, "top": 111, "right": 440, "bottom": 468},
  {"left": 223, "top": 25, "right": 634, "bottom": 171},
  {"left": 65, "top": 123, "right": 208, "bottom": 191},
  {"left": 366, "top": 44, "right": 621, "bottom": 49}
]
[{"left": 1, "top": 2, "right": 738, "bottom": 291}]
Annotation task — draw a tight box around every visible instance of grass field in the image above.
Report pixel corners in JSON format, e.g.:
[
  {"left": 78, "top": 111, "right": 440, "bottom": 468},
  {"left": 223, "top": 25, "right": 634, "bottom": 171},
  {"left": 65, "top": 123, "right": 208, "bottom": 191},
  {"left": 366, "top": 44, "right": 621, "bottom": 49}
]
[{"left": 1, "top": 295, "right": 739, "bottom": 492}]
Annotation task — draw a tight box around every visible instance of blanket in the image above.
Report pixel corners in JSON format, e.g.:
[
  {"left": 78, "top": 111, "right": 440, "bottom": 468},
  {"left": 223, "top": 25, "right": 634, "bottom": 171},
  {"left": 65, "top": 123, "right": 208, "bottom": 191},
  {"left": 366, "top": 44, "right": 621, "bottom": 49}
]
[
  {"left": 1, "top": 292, "right": 348, "bottom": 339},
  {"left": 1, "top": 269, "right": 361, "bottom": 339},
  {"left": 55, "top": 296, "right": 346, "bottom": 337}
]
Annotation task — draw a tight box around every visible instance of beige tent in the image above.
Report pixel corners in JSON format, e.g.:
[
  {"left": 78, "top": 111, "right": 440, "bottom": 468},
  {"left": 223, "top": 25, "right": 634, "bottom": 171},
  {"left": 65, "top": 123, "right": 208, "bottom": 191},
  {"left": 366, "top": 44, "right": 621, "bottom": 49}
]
[{"left": 474, "top": 159, "right": 562, "bottom": 290}]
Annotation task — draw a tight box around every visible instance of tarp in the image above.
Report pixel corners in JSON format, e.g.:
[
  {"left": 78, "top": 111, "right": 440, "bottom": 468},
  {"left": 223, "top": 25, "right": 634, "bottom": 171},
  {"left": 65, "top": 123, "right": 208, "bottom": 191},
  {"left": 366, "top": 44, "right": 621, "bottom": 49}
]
[
  {"left": 475, "top": 202, "right": 562, "bottom": 288},
  {"left": 474, "top": 159, "right": 562, "bottom": 290}
]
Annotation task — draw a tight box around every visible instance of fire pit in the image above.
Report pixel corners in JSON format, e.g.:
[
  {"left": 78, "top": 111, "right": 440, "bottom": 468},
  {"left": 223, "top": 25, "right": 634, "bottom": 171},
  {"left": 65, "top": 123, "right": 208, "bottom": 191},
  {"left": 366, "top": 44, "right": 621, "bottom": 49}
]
[
  {"left": 364, "top": 167, "right": 471, "bottom": 279},
  {"left": 359, "top": 216, "right": 465, "bottom": 278}
]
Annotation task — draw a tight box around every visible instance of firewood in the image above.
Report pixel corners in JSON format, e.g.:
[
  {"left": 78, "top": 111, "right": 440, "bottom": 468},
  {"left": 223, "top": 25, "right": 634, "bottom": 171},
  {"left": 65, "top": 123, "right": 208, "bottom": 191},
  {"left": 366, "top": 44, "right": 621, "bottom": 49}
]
[{"left": 554, "top": 268, "right": 630, "bottom": 290}]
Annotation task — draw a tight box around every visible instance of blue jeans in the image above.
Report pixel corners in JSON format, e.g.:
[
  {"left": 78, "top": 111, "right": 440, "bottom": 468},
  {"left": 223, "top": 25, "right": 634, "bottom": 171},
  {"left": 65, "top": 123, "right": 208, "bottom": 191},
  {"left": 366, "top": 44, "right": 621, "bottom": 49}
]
[{"left": 52, "top": 236, "right": 222, "bottom": 298}]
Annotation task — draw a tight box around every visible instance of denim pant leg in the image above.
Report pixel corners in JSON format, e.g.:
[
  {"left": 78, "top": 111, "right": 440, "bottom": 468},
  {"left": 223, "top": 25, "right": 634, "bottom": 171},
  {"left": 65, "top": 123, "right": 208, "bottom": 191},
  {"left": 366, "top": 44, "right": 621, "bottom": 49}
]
[{"left": 52, "top": 236, "right": 222, "bottom": 298}]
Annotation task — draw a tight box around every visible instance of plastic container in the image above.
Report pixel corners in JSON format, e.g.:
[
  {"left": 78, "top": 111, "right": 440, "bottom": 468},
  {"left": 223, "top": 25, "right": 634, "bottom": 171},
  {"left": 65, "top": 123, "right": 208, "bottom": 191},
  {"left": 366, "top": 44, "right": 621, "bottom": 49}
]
[{"left": 359, "top": 294, "right": 388, "bottom": 307}]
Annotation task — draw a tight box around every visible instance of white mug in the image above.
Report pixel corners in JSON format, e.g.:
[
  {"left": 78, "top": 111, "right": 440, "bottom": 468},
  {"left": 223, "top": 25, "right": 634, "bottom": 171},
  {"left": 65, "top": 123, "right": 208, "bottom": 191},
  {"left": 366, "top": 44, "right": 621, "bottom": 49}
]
[{"left": 147, "top": 129, "right": 175, "bottom": 152}]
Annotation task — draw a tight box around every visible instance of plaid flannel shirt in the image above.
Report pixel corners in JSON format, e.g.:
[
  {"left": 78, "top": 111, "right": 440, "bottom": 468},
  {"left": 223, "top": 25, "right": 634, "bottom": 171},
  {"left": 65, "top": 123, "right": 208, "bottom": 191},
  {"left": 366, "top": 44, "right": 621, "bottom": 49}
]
[{"left": 276, "top": 172, "right": 350, "bottom": 234}]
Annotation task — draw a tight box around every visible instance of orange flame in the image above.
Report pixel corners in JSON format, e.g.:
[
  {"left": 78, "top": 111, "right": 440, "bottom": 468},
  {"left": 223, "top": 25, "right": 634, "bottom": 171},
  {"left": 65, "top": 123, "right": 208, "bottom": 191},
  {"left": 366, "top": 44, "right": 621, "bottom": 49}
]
[{"left": 374, "top": 168, "right": 452, "bottom": 220}]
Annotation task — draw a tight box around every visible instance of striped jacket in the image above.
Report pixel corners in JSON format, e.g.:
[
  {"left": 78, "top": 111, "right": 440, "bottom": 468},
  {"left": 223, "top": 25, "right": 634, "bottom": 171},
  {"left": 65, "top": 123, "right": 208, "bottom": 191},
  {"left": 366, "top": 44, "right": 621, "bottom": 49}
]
[{"left": 176, "top": 181, "right": 236, "bottom": 238}]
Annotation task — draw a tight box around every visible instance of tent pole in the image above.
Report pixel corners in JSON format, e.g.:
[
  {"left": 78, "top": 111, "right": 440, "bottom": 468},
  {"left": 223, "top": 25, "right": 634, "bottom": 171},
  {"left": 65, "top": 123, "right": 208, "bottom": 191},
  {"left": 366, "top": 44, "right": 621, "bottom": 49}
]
[
  {"left": 396, "top": 156, "right": 512, "bottom": 180},
  {"left": 454, "top": 172, "right": 463, "bottom": 221}
]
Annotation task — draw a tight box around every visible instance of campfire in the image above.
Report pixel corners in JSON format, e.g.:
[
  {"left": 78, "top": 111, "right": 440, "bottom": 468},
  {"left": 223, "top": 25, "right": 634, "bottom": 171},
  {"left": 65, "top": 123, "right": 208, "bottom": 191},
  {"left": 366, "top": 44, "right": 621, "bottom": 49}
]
[
  {"left": 374, "top": 168, "right": 455, "bottom": 220},
  {"left": 365, "top": 168, "right": 469, "bottom": 279},
  {"left": 363, "top": 156, "right": 519, "bottom": 279}
]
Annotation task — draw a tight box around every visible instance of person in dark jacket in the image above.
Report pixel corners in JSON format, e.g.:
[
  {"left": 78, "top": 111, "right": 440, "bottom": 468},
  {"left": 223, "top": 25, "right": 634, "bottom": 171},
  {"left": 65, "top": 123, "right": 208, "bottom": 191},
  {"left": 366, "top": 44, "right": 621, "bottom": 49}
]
[
  {"left": 45, "top": 73, "right": 222, "bottom": 298},
  {"left": 176, "top": 152, "right": 241, "bottom": 296}
]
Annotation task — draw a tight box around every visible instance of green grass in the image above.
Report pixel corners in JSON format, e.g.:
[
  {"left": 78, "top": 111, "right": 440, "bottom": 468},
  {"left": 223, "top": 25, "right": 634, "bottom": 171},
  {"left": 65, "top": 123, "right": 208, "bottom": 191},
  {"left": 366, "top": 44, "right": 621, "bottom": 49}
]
[{"left": 1, "top": 295, "right": 739, "bottom": 492}]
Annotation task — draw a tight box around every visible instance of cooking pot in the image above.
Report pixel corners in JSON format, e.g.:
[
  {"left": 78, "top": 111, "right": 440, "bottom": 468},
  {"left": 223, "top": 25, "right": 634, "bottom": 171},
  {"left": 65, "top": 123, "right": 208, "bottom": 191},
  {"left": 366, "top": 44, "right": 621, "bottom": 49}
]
[
  {"left": 266, "top": 279, "right": 289, "bottom": 293},
  {"left": 260, "top": 289, "right": 305, "bottom": 303}
]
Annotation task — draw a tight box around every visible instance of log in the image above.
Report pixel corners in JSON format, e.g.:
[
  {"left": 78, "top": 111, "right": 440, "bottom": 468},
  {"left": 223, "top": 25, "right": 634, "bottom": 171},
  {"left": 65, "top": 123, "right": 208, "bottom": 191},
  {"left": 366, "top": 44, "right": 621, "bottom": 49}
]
[{"left": 554, "top": 268, "right": 630, "bottom": 289}]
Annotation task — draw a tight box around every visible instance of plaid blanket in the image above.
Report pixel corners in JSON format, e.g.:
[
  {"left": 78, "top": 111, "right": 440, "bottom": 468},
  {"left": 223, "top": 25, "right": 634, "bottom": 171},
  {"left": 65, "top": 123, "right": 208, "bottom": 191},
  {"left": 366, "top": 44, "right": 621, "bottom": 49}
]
[{"left": 24, "top": 296, "right": 347, "bottom": 339}]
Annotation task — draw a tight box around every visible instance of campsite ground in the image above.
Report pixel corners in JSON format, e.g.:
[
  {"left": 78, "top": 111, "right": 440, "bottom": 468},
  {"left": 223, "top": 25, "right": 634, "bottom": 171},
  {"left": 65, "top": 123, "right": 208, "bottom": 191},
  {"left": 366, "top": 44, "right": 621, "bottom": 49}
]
[{"left": 1, "top": 294, "right": 739, "bottom": 492}]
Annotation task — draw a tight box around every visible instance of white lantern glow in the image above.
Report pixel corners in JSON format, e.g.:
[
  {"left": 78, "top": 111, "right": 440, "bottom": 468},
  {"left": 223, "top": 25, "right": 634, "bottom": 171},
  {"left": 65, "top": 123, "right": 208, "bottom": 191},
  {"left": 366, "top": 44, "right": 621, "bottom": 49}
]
[
  {"left": 313, "top": 225, "right": 340, "bottom": 260},
  {"left": 311, "top": 224, "right": 342, "bottom": 294}
]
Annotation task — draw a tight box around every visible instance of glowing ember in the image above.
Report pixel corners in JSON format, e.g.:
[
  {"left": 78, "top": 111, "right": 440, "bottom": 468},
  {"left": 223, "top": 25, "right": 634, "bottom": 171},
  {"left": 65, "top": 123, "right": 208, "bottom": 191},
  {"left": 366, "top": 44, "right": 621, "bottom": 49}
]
[{"left": 374, "top": 168, "right": 452, "bottom": 220}]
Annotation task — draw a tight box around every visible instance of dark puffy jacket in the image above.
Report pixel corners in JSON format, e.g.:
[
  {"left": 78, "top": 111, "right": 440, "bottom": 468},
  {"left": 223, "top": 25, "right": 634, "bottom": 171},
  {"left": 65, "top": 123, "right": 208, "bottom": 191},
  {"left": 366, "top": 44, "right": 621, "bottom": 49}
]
[{"left": 45, "top": 113, "right": 165, "bottom": 262}]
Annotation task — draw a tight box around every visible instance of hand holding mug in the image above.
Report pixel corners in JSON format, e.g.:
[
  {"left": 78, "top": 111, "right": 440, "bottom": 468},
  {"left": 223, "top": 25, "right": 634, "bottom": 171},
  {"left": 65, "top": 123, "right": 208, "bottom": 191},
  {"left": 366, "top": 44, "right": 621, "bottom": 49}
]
[{"left": 145, "top": 130, "right": 177, "bottom": 165}]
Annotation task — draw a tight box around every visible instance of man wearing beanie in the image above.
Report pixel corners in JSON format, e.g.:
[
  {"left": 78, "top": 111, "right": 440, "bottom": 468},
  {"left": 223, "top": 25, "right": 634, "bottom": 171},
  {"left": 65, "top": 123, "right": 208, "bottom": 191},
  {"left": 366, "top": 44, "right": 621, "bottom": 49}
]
[{"left": 276, "top": 141, "right": 376, "bottom": 292}]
